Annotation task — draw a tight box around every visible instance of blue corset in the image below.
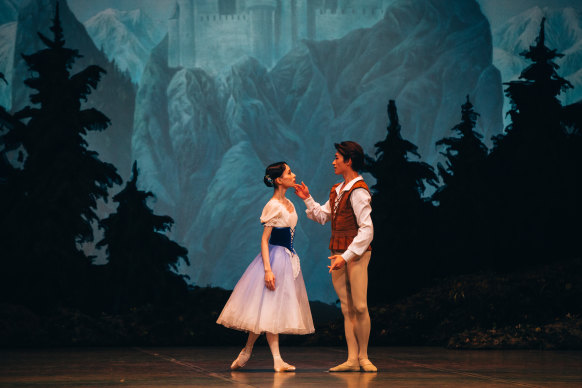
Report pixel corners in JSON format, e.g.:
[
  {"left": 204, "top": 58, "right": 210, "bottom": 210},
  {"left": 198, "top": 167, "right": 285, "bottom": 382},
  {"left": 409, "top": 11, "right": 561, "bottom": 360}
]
[{"left": 269, "top": 227, "right": 295, "bottom": 252}]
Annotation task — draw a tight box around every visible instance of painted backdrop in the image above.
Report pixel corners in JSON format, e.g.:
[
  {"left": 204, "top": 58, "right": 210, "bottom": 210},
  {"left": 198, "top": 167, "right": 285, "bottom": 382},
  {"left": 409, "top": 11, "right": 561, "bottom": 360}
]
[{"left": 0, "top": 0, "right": 581, "bottom": 302}]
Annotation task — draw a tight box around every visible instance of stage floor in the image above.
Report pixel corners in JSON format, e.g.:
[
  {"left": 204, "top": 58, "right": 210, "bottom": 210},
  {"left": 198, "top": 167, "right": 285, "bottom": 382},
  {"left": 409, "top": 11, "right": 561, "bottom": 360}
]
[{"left": 1, "top": 346, "right": 580, "bottom": 387}]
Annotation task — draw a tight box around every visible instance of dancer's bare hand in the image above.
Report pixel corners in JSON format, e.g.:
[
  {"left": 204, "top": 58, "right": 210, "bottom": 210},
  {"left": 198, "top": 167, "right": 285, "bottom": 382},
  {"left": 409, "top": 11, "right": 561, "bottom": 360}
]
[
  {"left": 294, "top": 182, "right": 310, "bottom": 200},
  {"left": 265, "top": 270, "right": 276, "bottom": 290},
  {"left": 328, "top": 255, "right": 346, "bottom": 273}
]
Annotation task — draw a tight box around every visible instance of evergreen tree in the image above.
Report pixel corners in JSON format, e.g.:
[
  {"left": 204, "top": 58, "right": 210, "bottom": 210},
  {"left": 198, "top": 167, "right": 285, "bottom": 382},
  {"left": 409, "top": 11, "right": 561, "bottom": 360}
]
[
  {"left": 97, "top": 162, "right": 189, "bottom": 311},
  {"left": 368, "top": 100, "right": 438, "bottom": 220},
  {"left": 433, "top": 96, "right": 488, "bottom": 271},
  {"left": 0, "top": 85, "right": 25, "bottom": 302},
  {"left": 435, "top": 95, "right": 488, "bottom": 192},
  {"left": 486, "top": 17, "right": 578, "bottom": 266},
  {"left": 0, "top": 72, "right": 17, "bottom": 195},
  {"left": 366, "top": 100, "right": 438, "bottom": 300},
  {"left": 496, "top": 18, "right": 572, "bottom": 149},
  {"left": 8, "top": 3, "right": 121, "bottom": 306},
  {"left": 0, "top": 109, "right": 18, "bottom": 185}
]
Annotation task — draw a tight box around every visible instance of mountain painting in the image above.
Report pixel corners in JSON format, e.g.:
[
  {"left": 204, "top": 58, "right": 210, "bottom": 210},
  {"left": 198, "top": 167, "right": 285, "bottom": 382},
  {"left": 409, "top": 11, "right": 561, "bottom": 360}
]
[{"left": 1, "top": 0, "right": 581, "bottom": 303}]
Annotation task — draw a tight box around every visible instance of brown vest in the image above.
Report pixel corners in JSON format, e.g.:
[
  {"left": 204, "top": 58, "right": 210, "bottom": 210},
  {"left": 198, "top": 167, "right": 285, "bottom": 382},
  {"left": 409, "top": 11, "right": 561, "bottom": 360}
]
[{"left": 329, "top": 180, "right": 372, "bottom": 252}]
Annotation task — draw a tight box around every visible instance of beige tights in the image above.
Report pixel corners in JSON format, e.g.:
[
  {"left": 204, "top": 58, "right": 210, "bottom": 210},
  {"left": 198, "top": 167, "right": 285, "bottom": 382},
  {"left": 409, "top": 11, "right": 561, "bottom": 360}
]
[{"left": 331, "top": 251, "right": 372, "bottom": 362}]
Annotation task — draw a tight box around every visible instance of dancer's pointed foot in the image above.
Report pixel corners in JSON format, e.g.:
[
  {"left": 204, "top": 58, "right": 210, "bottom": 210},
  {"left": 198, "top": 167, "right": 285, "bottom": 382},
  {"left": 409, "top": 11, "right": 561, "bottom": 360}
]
[
  {"left": 230, "top": 349, "right": 251, "bottom": 370},
  {"left": 359, "top": 358, "right": 377, "bottom": 372},
  {"left": 329, "top": 360, "right": 360, "bottom": 372},
  {"left": 273, "top": 355, "right": 296, "bottom": 372}
]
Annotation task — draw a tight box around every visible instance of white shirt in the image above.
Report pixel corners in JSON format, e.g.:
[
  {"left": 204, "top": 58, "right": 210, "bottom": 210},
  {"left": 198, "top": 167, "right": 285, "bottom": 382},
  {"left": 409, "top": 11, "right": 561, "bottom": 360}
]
[{"left": 304, "top": 176, "right": 373, "bottom": 262}]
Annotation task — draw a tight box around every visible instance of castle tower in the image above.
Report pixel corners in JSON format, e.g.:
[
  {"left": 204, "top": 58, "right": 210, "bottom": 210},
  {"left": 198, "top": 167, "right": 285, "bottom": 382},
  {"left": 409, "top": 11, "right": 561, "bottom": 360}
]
[
  {"left": 178, "top": 0, "right": 196, "bottom": 68},
  {"left": 277, "top": 0, "right": 294, "bottom": 57},
  {"left": 168, "top": 2, "right": 180, "bottom": 68},
  {"left": 246, "top": 0, "right": 277, "bottom": 67},
  {"left": 295, "top": 0, "right": 310, "bottom": 40}
]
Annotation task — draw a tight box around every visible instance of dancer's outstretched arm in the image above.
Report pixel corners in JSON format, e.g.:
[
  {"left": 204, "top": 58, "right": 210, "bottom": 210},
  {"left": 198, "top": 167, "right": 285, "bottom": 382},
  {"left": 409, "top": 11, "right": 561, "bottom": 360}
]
[{"left": 294, "top": 182, "right": 331, "bottom": 225}]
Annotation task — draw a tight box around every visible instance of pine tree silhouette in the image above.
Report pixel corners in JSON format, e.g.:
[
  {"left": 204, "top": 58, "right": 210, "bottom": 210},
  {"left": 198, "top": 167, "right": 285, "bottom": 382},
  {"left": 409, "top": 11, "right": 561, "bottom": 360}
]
[
  {"left": 368, "top": 100, "right": 438, "bottom": 220},
  {"left": 486, "top": 17, "right": 578, "bottom": 266},
  {"left": 433, "top": 96, "right": 488, "bottom": 271},
  {"left": 0, "top": 109, "right": 18, "bottom": 185},
  {"left": 0, "top": 84, "right": 25, "bottom": 302},
  {"left": 0, "top": 74, "right": 17, "bottom": 185},
  {"left": 97, "top": 162, "right": 189, "bottom": 311},
  {"left": 366, "top": 100, "right": 438, "bottom": 300},
  {"left": 7, "top": 2, "right": 121, "bottom": 306},
  {"left": 435, "top": 96, "right": 488, "bottom": 191},
  {"left": 495, "top": 17, "right": 572, "bottom": 149}
]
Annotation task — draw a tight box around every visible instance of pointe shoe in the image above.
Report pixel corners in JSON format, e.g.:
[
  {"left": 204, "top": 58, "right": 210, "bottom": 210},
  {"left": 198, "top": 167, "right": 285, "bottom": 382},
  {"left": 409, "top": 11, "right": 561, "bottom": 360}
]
[
  {"left": 274, "top": 362, "right": 296, "bottom": 372},
  {"left": 273, "top": 356, "right": 296, "bottom": 372},
  {"left": 359, "top": 358, "right": 377, "bottom": 372},
  {"left": 230, "top": 349, "right": 251, "bottom": 370},
  {"left": 329, "top": 360, "right": 360, "bottom": 372}
]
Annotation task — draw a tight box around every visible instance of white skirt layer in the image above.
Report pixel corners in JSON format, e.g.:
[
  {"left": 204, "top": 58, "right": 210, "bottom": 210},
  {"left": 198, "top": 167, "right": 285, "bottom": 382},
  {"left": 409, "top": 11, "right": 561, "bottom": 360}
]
[{"left": 216, "top": 244, "right": 315, "bottom": 335}]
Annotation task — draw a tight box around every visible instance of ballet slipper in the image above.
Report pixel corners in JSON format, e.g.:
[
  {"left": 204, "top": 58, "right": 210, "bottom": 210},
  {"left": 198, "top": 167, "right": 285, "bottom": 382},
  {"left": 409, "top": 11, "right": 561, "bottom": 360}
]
[
  {"left": 359, "top": 358, "right": 377, "bottom": 372},
  {"left": 274, "top": 362, "right": 296, "bottom": 372},
  {"left": 329, "top": 360, "right": 360, "bottom": 372},
  {"left": 273, "top": 355, "right": 296, "bottom": 372},
  {"left": 230, "top": 349, "right": 251, "bottom": 370}
]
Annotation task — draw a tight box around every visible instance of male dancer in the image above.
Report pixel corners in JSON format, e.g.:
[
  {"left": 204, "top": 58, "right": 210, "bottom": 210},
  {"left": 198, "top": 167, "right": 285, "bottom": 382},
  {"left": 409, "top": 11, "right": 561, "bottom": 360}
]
[{"left": 295, "top": 141, "right": 376, "bottom": 372}]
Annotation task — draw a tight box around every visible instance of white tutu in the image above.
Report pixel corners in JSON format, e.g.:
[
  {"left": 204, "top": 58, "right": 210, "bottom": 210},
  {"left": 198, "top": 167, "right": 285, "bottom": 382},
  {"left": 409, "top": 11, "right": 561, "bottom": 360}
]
[{"left": 216, "top": 244, "right": 314, "bottom": 335}]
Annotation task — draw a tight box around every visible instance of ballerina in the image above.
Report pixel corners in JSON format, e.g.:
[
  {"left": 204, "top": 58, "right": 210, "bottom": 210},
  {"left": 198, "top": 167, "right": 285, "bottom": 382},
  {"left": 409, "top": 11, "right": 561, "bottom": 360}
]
[{"left": 216, "top": 161, "right": 314, "bottom": 372}]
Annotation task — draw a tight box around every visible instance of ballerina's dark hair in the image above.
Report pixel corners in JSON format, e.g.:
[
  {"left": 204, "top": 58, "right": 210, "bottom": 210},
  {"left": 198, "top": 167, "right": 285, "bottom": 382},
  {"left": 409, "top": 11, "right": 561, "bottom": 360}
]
[{"left": 264, "top": 161, "right": 287, "bottom": 187}]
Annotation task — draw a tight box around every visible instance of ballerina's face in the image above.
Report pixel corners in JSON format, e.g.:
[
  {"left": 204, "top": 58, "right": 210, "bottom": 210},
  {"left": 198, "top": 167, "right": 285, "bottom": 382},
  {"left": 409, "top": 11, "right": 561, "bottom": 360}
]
[{"left": 276, "top": 164, "right": 297, "bottom": 188}]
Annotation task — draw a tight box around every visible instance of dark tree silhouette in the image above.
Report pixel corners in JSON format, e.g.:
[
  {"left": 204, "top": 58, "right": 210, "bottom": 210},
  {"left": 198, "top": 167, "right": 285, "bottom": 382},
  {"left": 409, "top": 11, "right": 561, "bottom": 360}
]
[
  {"left": 368, "top": 100, "right": 438, "bottom": 221},
  {"left": 0, "top": 108, "right": 19, "bottom": 184},
  {"left": 0, "top": 86, "right": 26, "bottom": 302},
  {"left": 0, "top": 75, "right": 17, "bottom": 186},
  {"left": 433, "top": 96, "right": 489, "bottom": 271},
  {"left": 485, "top": 17, "right": 579, "bottom": 266},
  {"left": 435, "top": 95, "right": 488, "bottom": 191},
  {"left": 5, "top": 3, "right": 121, "bottom": 306},
  {"left": 562, "top": 100, "right": 582, "bottom": 132},
  {"left": 366, "top": 100, "right": 438, "bottom": 301},
  {"left": 97, "top": 162, "right": 189, "bottom": 311},
  {"left": 498, "top": 18, "right": 572, "bottom": 147}
]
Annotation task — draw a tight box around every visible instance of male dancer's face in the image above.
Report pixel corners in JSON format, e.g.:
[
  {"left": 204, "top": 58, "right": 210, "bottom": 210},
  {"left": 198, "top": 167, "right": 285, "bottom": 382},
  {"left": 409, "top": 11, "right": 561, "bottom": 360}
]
[{"left": 333, "top": 152, "right": 351, "bottom": 176}]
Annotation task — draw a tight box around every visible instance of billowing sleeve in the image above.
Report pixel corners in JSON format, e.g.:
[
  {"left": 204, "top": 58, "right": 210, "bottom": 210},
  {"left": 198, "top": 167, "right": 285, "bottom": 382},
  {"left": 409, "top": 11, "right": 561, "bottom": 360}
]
[
  {"left": 260, "top": 201, "right": 283, "bottom": 227},
  {"left": 304, "top": 196, "right": 331, "bottom": 225}
]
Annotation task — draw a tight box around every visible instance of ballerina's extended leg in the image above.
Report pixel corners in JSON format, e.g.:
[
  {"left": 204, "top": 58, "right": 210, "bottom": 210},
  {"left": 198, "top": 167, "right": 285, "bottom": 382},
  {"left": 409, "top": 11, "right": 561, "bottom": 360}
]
[{"left": 231, "top": 332, "right": 259, "bottom": 370}]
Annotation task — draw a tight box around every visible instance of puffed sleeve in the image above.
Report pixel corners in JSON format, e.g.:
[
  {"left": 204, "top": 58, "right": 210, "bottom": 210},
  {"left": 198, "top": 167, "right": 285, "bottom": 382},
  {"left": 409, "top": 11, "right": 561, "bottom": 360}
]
[{"left": 260, "top": 201, "right": 283, "bottom": 227}]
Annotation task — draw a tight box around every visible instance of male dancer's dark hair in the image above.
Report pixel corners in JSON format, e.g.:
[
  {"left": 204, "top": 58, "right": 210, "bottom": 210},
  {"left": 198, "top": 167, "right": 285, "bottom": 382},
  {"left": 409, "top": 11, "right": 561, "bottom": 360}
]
[{"left": 334, "top": 141, "right": 364, "bottom": 172}]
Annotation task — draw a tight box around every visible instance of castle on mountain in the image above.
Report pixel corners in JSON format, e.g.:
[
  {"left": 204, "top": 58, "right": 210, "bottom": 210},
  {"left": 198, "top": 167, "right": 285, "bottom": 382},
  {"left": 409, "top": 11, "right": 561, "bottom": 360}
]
[{"left": 168, "top": 0, "right": 390, "bottom": 70}]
